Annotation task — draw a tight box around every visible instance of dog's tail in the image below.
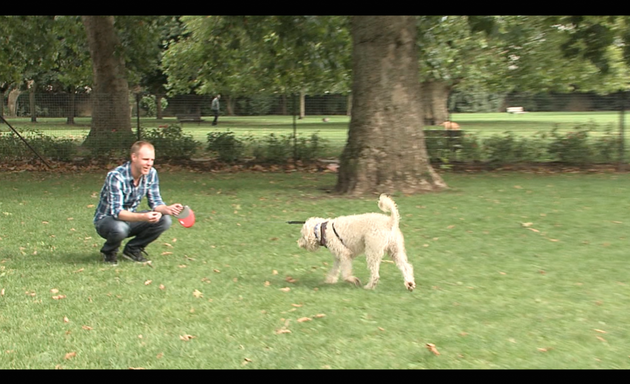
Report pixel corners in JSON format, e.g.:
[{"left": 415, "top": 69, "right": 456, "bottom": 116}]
[{"left": 378, "top": 194, "right": 399, "bottom": 230}]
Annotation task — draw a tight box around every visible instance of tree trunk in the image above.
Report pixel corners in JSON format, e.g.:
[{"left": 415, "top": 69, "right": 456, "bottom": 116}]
[
  {"left": 421, "top": 80, "right": 451, "bottom": 126},
  {"left": 28, "top": 81, "right": 36, "bottom": 123},
  {"left": 335, "top": 16, "right": 446, "bottom": 196},
  {"left": 7, "top": 89, "right": 20, "bottom": 117},
  {"left": 81, "top": 16, "right": 134, "bottom": 149},
  {"left": 299, "top": 89, "right": 306, "bottom": 119},
  {"left": 156, "top": 93, "right": 164, "bottom": 119},
  {"left": 66, "top": 91, "right": 76, "bottom": 125}
]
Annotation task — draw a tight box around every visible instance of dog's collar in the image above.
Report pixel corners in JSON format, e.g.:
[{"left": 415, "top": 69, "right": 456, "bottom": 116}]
[
  {"left": 314, "top": 221, "right": 328, "bottom": 247},
  {"left": 314, "top": 221, "right": 344, "bottom": 248}
]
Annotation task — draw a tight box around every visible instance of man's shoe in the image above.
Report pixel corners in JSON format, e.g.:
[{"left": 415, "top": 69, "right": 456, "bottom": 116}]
[
  {"left": 102, "top": 251, "right": 118, "bottom": 265},
  {"left": 122, "top": 248, "right": 149, "bottom": 263}
]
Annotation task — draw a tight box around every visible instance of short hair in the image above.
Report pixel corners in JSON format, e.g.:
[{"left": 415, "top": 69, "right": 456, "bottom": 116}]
[{"left": 130, "top": 141, "right": 154, "bottom": 157}]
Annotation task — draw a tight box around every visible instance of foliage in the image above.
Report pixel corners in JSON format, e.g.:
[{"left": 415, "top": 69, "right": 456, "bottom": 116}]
[
  {"left": 140, "top": 95, "right": 168, "bottom": 117},
  {"left": 0, "top": 129, "right": 78, "bottom": 162},
  {"left": 141, "top": 124, "right": 200, "bottom": 160},
  {"left": 483, "top": 131, "right": 550, "bottom": 166},
  {"left": 547, "top": 125, "right": 594, "bottom": 165},
  {"left": 81, "top": 130, "right": 138, "bottom": 160},
  {"left": 206, "top": 131, "right": 247, "bottom": 163}
]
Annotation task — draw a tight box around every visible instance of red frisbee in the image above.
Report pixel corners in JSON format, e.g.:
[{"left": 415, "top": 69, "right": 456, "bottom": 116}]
[{"left": 175, "top": 205, "right": 195, "bottom": 228}]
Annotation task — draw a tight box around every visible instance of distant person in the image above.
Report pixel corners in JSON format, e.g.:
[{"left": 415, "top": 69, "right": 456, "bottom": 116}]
[
  {"left": 211, "top": 94, "right": 221, "bottom": 126},
  {"left": 93, "top": 141, "right": 183, "bottom": 265}
]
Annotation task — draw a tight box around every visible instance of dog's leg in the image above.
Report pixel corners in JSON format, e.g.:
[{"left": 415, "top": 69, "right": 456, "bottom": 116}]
[
  {"left": 339, "top": 253, "right": 361, "bottom": 287},
  {"left": 363, "top": 251, "right": 382, "bottom": 290},
  {"left": 391, "top": 250, "right": 416, "bottom": 291},
  {"left": 325, "top": 256, "right": 341, "bottom": 284}
]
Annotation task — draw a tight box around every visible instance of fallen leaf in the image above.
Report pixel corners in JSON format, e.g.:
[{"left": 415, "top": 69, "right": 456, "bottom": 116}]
[
  {"left": 144, "top": 280, "right": 152, "bottom": 286},
  {"left": 297, "top": 317, "right": 311, "bottom": 323},
  {"left": 537, "top": 347, "right": 553, "bottom": 352},
  {"left": 426, "top": 343, "right": 440, "bottom": 355},
  {"left": 279, "top": 287, "right": 291, "bottom": 292},
  {"left": 597, "top": 336, "right": 607, "bottom": 342},
  {"left": 52, "top": 295, "right": 66, "bottom": 300},
  {"left": 64, "top": 352, "right": 77, "bottom": 360},
  {"left": 63, "top": 316, "right": 69, "bottom": 323},
  {"left": 50, "top": 289, "right": 59, "bottom": 294},
  {"left": 314, "top": 314, "right": 326, "bottom": 318},
  {"left": 179, "top": 334, "right": 195, "bottom": 341},
  {"left": 129, "top": 367, "right": 145, "bottom": 370},
  {"left": 42, "top": 221, "right": 49, "bottom": 224},
  {"left": 594, "top": 329, "right": 607, "bottom": 333},
  {"left": 193, "top": 289, "right": 203, "bottom": 298},
  {"left": 87, "top": 204, "right": 95, "bottom": 208},
  {"left": 264, "top": 281, "right": 271, "bottom": 287},
  {"left": 285, "top": 276, "right": 297, "bottom": 283},
  {"left": 242, "top": 358, "right": 253, "bottom": 366},
  {"left": 159, "top": 284, "right": 165, "bottom": 290},
  {"left": 522, "top": 222, "right": 533, "bottom": 227},
  {"left": 161, "top": 252, "right": 173, "bottom": 256},
  {"left": 156, "top": 352, "right": 164, "bottom": 359},
  {"left": 0, "top": 288, "right": 4, "bottom": 296},
  {"left": 275, "top": 329, "right": 291, "bottom": 334},
  {"left": 82, "top": 325, "right": 93, "bottom": 331},
  {"left": 291, "top": 303, "right": 303, "bottom": 307},
  {"left": 272, "top": 270, "right": 278, "bottom": 275}
]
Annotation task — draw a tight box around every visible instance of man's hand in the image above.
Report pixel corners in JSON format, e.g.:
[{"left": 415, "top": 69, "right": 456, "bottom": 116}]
[
  {"left": 153, "top": 203, "right": 184, "bottom": 217},
  {"left": 145, "top": 211, "right": 163, "bottom": 223}
]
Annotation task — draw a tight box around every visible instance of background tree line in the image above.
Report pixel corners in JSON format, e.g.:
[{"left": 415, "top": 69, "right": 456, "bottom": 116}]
[{"left": 3, "top": 15, "right": 630, "bottom": 195}]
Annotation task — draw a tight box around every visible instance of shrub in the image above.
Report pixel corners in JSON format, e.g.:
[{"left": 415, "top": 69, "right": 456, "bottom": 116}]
[
  {"left": 547, "top": 125, "right": 593, "bottom": 165},
  {"left": 206, "top": 131, "right": 246, "bottom": 163},
  {"left": 142, "top": 124, "right": 200, "bottom": 161},
  {"left": 0, "top": 129, "right": 78, "bottom": 162}
]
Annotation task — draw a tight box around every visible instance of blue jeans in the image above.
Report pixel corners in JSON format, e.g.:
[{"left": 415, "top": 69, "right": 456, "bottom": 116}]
[{"left": 94, "top": 212, "right": 172, "bottom": 254}]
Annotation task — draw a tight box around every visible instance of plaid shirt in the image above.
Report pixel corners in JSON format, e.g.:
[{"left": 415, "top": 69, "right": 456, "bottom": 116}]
[{"left": 93, "top": 161, "right": 165, "bottom": 224}]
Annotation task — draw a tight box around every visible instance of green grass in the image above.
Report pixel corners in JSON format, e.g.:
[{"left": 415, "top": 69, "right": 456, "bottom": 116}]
[{"left": 1, "top": 170, "right": 630, "bottom": 368}]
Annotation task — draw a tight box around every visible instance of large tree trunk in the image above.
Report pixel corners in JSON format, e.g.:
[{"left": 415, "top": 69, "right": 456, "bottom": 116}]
[
  {"left": 421, "top": 80, "right": 451, "bottom": 126},
  {"left": 335, "top": 16, "right": 446, "bottom": 196},
  {"left": 81, "top": 16, "right": 134, "bottom": 149}
]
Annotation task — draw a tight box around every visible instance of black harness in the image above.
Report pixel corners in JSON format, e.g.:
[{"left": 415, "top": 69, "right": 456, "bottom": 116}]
[{"left": 314, "top": 221, "right": 344, "bottom": 248}]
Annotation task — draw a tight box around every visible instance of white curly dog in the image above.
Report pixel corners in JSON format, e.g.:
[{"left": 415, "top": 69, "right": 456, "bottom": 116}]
[{"left": 297, "top": 194, "right": 416, "bottom": 291}]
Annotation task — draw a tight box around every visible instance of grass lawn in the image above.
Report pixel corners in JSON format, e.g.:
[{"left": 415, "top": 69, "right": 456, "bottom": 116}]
[{"left": 1, "top": 169, "right": 630, "bottom": 368}]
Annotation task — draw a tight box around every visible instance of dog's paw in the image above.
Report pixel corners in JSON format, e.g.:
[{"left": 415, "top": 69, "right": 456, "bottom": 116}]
[
  {"left": 345, "top": 276, "right": 362, "bottom": 287},
  {"left": 405, "top": 281, "right": 416, "bottom": 291}
]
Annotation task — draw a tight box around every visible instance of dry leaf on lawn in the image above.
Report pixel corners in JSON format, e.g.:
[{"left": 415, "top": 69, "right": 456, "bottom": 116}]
[
  {"left": 285, "top": 276, "right": 298, "bottom": 283},
  {"left": 64, "top": 352, "right": 77, "bottom": 360},
  {"left": 63, "top": 316, "right": 69, "bottom": 323},
  {"left": 426, "top": 343, "right": 440, "bottom": 355},
  {"left": 193, "top": 289, "right": 203, "bottom": 298},
  {"left": 297, "top": 317, "right": 311, "bottom": 323},
  {"left": 179, "top": 334, "right": 195, "bottom": 341},
  {"left": 280, "top": 287, "right": 291, "bottom": 292}
]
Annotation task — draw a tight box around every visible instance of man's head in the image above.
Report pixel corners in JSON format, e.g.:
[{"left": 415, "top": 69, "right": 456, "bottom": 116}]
[{"left": 130, "top": 141, "right": 155, "bottom": 178}]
